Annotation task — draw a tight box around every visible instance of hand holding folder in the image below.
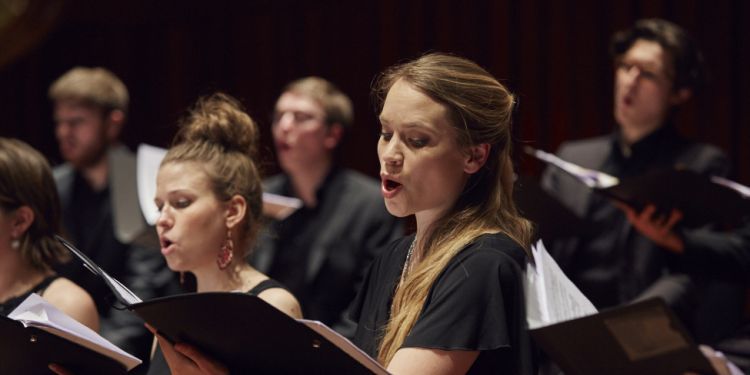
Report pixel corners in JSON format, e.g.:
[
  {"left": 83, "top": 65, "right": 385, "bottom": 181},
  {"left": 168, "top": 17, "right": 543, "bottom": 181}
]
[
  {"left": 526, "top": 146, "right": 750, "bottom": 227},
  {"left": 56, "top": 236, "right": 388, "bottom": 374}
]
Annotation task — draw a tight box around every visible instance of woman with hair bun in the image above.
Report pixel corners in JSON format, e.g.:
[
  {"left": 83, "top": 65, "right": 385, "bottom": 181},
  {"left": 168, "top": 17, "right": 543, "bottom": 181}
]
[
  {"left": 144, "top": 93, "right": 301, "bottom": 375},
  {"left": 349, "top": 53, "right": 536, "bottom": 374}
]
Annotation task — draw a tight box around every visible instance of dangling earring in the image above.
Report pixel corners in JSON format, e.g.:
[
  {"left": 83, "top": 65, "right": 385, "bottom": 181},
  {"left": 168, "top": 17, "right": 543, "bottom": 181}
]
[
  {"left": 217, "top": 229, "right": 234, "bottom": 270},
  {"left": 11, "top": 239, "right": 20, "bottom": 250}
]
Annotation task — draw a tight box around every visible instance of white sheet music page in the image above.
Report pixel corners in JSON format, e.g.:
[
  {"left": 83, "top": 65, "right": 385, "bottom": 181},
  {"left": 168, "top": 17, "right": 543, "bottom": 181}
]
[
  {"left": 137, "top": 143, "right": 167, "bottom": 225},
  {"left": 524, "top": 240, "right": 597, "bottom": 329},
  {"left": 527, "top": 147, "right": 620, "bottom": 189},
  {"left": 8, "top": 293, "right": 142, "bottom": 370}
]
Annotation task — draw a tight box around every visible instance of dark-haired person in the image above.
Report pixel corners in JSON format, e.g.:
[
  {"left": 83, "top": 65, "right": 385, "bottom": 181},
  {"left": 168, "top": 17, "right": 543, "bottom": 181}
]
[
  {"left": 49, "top": 67, "right": 179, "bottom": 365},
  {"left": 251, "top": 77, "right": 402, "bottom": 335},
  {"left": 349, "top": 53, "right": 535, "bottom": 374},
  {"left": 541, "top": 18, "right": 743, "bottom": 350},
  {"left": 0, "top": 137, "right": 98, "bottom": 330}
]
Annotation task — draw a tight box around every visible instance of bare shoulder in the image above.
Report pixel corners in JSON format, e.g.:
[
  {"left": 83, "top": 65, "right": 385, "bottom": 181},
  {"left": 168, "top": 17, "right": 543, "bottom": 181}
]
[
  {"left": 43, "top": 277, "right": 100, "bottom": 331},
  {"left": 257, "top": 287, "right": 303, "bottom": 319}
]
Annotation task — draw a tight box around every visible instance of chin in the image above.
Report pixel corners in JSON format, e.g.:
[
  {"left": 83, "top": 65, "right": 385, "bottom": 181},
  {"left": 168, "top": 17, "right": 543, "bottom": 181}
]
[{"left": 384, "top": 201, "right": 411, "bottom": 218}]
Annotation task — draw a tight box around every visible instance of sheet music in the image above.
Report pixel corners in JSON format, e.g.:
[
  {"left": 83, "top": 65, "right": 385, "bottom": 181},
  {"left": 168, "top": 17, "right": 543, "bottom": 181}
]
[
  {"left": 262, "top": 192, "right": 303, "bottom": 220},
  {"left": 525, "top": 146, "right": 620, "bottom": 189},
  {"left": 297, "top": 319, "right": 389, "bottom": 375},
  {"left": 9, "top": 293, "right": 142, "bottom": 370},
  {"left": 137, "top": 144, "right": 167, "bottom": 225},
  {"left": 711, "top": 176, "right": 750, "bottom": 199},
  {"left": 524, "top": 240, "right": 597, "bottom": 329}
]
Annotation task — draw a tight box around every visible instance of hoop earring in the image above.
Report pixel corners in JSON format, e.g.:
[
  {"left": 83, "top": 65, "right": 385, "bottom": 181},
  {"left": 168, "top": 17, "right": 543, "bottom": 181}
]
[{"left": 217, "top": 229, "right": 234, "bottom": 270}]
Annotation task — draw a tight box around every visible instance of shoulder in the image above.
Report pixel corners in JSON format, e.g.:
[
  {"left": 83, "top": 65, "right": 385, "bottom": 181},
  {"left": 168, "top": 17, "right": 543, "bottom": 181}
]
[
  {"left": 454, "top": 232, "right": 527, "bottom": 270},
  {"left": 676, "top": 141, "right": 729, "bottom": 174},
  {"left": 257, "top": 284, "right": 303, "bottom": 319},
  {"left": 43, "top": 277, "right": 99, "bottom": 331}
]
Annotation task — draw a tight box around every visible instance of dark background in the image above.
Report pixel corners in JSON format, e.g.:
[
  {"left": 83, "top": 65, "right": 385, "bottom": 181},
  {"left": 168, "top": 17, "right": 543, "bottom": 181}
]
[{"left": 1, "top": 0, "right": 748, "bottom": 183}]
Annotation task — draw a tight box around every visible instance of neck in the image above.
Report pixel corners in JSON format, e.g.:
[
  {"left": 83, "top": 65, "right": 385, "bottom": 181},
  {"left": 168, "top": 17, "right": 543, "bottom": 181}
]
[
  {"left": 80, "top": 155, "right": 109, "bottom": 192},
  {"left": 412, "top": 209, "right": 449, "bottom": 265},
  {"left": 287, "top": 159, "right": 332, "bottom": 208},
  {"left": 619, "top": 119, "right": 663, "bottom": 146},
  {"left": 0, "top": 248, "right": 48, "bottom": 302},
  {"left": 192, "top": 263, "right": 261, "bottom": 293}
]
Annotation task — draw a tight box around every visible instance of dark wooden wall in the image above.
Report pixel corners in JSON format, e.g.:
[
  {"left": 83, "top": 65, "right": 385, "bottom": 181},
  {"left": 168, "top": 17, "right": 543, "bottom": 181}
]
[{"left": 1, "top": 0, "right": 748, "bottom": 183}]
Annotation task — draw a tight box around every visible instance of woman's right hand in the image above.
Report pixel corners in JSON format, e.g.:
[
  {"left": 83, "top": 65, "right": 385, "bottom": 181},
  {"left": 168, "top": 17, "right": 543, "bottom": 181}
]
[{"left": 146, "top": 323, "right": 229, "bottom": 375}]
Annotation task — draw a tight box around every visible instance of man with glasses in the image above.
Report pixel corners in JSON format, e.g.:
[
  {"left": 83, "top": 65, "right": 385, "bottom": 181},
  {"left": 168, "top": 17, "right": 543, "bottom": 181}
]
[
  {"left": 541, "top": 18, "right": 744, "bottom": 344},
  {"left": 251, "top": 77, "right": 402, "bottom": 336}
]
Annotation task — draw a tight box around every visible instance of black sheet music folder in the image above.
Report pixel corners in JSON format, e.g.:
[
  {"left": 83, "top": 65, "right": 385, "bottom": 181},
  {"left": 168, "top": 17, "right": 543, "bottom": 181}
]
[{"left": 55, "top": 235, "right": 387, "bottom": 374}]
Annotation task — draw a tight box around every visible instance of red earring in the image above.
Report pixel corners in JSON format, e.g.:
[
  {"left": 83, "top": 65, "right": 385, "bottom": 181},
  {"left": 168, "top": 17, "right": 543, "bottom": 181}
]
[{"left": 217, "top": 229, "right": 234, "bottom": 270}]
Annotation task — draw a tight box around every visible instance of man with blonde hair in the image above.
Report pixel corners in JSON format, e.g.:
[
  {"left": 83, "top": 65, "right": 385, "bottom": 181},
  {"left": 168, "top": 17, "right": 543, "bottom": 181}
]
[
  {"left": 251, "top": 77, "right": 402, "bottom": 336},
  {"left": 50, "top": 67, "right": 177, "bottom": 369}
]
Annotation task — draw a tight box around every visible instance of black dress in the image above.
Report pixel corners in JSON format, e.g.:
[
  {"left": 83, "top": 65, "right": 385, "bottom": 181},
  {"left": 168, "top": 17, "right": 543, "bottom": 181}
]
[
  {"left": 147, "top": 279, "right": 290, "bottom": 375},
  {"left": 0, "top": 275, "right": 58, "bottom": 316},
  {"left": 351, "top": 233, "right": 535, "bottom": 375}
]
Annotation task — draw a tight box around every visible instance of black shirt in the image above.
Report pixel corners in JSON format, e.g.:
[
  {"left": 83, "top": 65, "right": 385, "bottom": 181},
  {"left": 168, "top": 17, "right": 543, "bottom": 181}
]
[
  {"left": 351, "top": 233, "right": 535, "bottom": 375},
  {"left": 252, "top": 168, "right": 402, "bottom": 331},
  {"left": 0, "top": 275, "right": 58, "bottom": 316}
]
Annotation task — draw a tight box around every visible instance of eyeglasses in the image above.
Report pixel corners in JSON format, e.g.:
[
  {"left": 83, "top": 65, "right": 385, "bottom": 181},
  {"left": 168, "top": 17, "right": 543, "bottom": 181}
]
[{"left": 271, "top": 110, "right": 326, "bottom": 126}]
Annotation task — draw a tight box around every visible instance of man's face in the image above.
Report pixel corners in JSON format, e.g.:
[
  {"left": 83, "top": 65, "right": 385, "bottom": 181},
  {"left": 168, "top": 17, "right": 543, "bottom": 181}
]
[
  {"left": 271, "top": 92, "right": 337, "bottom": 173},
  {"left": 613, "top": 39, "right": 680, "bottom": 132},
  {"left": 53, "top": 100, "right": 111, "bottom": 169}
]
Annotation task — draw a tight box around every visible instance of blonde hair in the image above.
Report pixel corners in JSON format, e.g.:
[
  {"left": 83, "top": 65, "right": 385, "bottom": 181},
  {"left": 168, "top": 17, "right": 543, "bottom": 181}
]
[
  {"left": 162, "top": 93, "right": 263, "bottom": 259},
  {"left": 284, "top": 76, "right": 354, "bottom": 129},
  {"left": 48, "top": 67, "right": 129, "bottom": 114},
  {"left": 0, "top": 138, "right": 68, "bottom": 269},
  {"left": 372, "top": 53, "right": 534, "bottom": 365}
]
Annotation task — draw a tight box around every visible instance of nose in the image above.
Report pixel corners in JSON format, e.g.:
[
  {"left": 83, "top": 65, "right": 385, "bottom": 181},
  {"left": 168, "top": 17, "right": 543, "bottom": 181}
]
[
  {"left": 273, "top": 112, "right": 295, "bottom": 134},
  {"left": 156, "top": 207, "right": 173, "bottom": 230},
  {"left": 379, "top": 136, "right": 403, "bottom": 168}
]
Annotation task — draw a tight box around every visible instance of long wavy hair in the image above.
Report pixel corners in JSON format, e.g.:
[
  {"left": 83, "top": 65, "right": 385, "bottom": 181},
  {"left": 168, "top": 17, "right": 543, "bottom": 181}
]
[{"left": 372, "top": 53, "right": 533, "bottom": 365}]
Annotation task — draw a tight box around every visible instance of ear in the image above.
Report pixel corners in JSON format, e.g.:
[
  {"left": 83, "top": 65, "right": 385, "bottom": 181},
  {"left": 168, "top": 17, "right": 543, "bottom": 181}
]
[
  {"left": 669, "top": 88, "right": 692, "bottom": 106},
  {"left": 224, "top": 195, "right": 247, "bottom": 230},
  {"left": 105, "top": 109, "right": 125, "bottom": 142},
  {"left": 464, "top": 144, "right": 490, "bottom": 174},
  {"left": 10, "top": 206, "right": 34, "bottom": 239},
  {"left": 323, "top": 123, "right": 344, "bottom": 150}
]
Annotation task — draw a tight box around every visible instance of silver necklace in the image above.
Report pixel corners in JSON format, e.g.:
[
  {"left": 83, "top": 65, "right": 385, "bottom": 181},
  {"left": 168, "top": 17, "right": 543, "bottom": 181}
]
[{"left": 400, "top": 238, "right": 417, "bottom": 282}]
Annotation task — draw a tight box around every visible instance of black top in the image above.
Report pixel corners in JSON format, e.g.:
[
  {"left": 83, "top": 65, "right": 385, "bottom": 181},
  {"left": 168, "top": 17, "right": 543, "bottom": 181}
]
[
  {"left": 0, "top": 275, "right": 58, "bottom": 316},
  {"left": 350, "top": 233, "right": 535, "bottom": 375},
  {"left": 147, "top": 279, "right": 288, "bottom": 375},
  {"left": 251, "top": 167, "right": 402, "bottom": 333}
]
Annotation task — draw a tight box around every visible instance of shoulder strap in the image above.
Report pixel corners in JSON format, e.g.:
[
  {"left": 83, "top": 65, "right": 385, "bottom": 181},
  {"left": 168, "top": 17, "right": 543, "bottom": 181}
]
[
  {"left": 246, "top": 279, "right": 287, "bottom": 296},
  {"left": 34, "top": 275, "right": 60, "bottom": 296}
]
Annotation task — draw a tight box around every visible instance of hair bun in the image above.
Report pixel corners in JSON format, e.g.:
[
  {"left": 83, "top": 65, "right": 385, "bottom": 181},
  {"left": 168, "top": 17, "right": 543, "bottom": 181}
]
[{"left": 177, "top": 92, "right": 259, "bottom": 158}]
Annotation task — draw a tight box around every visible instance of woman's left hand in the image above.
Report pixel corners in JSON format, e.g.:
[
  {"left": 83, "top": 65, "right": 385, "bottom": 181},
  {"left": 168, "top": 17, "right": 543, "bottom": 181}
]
[{"left": 146, "top": 324, "right": 229, "bottom": 375}]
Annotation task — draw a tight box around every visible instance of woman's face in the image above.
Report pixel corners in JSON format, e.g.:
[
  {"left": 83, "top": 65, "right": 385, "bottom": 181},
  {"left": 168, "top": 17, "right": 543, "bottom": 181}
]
[
  {"left": 377, "top": 79, "right": 471, "bottom": 224},
  {"left": 154, "top": 161, "right": 228, "bottom": 272}
]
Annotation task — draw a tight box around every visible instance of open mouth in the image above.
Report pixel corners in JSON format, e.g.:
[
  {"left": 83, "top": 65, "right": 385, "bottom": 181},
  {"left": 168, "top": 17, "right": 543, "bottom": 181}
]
[
  {"left": 384, "top": 179, "right": 402, "bottom": 192},
  {"left": 160, "top": 238, "right": 174, "bottom": 253}
]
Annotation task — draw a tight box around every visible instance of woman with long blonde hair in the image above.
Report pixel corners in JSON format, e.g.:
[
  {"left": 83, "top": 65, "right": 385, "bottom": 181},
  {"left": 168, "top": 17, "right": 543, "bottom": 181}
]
[{"left": 350, "top": 53, "right": 535, "bottom": 374}]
